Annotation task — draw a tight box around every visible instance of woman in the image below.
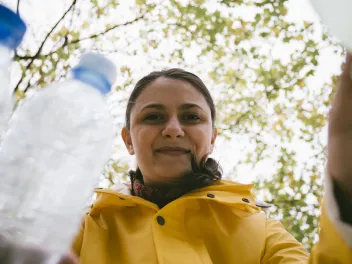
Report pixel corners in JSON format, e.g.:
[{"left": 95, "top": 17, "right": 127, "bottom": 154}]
[{"left": 70, "top": 56, "right": 352, "bottom": 263}]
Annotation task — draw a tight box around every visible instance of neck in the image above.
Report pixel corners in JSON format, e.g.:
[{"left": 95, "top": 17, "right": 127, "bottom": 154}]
[
  {"left": 130, "top": 168, "right": 219, "bottom": 208},
  {"left": 143, "top": 178, "right": 183, "bottom": 188}
]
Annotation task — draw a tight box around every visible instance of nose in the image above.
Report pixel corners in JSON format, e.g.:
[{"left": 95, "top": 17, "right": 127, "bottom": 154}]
[{"left": 161, "top": 117, "right": 184, "bottom": 140}]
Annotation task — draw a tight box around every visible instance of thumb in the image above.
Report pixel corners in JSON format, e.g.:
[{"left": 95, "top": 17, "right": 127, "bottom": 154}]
[{"left": 57, "top": 252, "right": 79, "bottom": 264}]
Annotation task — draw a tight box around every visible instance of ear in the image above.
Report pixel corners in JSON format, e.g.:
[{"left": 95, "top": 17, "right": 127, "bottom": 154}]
[
  {"left": 121, "top": 127, "right": 134, "bottom": 155},
  {"left": 209, "top": 127, "right": 218, "bottom": 154}
]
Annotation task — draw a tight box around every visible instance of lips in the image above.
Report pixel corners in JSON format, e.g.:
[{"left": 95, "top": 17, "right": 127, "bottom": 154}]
[{"left": 155, "top": 146, "right": 190, "bottom": 156}]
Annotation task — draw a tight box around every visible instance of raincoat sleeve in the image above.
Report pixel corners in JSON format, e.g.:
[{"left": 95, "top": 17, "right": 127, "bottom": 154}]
[
  {"left": 261, "top": 219, "right": 309, "bottom": 263},
  {"left": 262, "top": 172, "right": 352, "bottom": 263},
  {"left": 72, "top": 218, "right": 85, "bottom": 257},
  {"left": 307, "top": 172, "right": 352, "bottom": 263}
]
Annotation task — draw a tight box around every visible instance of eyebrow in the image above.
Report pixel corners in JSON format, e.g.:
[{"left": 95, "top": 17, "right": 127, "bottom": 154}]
[{"left": 140, "top": 103, "right": 205, "bottom": 112}]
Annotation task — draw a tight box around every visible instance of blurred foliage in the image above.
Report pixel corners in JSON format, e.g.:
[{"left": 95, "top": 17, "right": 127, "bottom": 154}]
[{"left": 9, "top": 0, "right": 345, "bottom": 251}]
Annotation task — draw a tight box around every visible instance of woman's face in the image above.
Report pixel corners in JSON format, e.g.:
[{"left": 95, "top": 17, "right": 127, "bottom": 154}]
[{"left": 122, "top": 77, "right": 217, "bottom": 186}]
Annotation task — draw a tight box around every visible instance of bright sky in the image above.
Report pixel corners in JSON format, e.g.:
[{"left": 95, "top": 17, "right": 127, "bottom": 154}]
[{"left": 0, "top": 0, "right": 344, "bottom": 187}]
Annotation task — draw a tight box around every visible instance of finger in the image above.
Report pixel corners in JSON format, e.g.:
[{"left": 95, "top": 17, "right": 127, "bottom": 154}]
[
  {"left": 331, "top": 53, "right": 352, "bottom": 113},
  {"left": 58, "top": 252, "right": 79, "bottom": 264},
  {"left": 341, "top": 53, "right": 352, "bottom": 80}
]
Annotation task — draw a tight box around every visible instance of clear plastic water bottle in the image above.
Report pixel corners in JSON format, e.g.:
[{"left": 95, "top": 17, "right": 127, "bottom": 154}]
[
  {"left": 0, "top": 53, "right": 116, "bottom": 262},
  {"left": 0, "top": 5, "right": 26, "bottom": 136}
]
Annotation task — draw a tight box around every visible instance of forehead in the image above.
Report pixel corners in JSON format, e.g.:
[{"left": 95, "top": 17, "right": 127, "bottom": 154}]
[{"left": 133, "top": 77, "right": 210, "bottom": 112}]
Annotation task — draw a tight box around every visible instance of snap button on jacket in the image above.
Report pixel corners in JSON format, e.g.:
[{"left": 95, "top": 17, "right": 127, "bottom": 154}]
[{"left": 72, "top": 180, "right": 352, "bottom": 264}]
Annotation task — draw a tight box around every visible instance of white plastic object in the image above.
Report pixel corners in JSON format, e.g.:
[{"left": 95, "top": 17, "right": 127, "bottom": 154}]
[
  {"left": 0, "top": 53, "right": 116, "bottom": 258},
  {"left": 310, "top": 0, "right": 352, "bottom": 51}
]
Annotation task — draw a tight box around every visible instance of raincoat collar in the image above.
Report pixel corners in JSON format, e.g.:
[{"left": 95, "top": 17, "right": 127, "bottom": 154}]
[{"left": 90, "top": 180, "right": 269, "bottom": 217}]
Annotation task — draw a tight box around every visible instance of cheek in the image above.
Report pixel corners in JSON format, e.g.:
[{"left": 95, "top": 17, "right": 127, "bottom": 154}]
[
  {"left": 189, "top": 126, "right": 213, "bottom": 154},
  {"left": 131, "top": 126, "right": 158, "bottom": 153}
]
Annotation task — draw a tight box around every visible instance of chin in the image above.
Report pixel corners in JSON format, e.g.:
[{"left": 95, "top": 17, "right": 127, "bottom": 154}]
[{"left": 155, "top": 165, "right": 191, "bottom": 183}]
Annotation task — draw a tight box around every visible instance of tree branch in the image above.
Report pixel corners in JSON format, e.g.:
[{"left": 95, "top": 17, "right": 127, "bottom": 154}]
[
  {"left": 15, "top": 3, "right": 156, "bottom": 94},
  {"left": 16, "top": 0, "right": 21, "bottom": 14},
  {"left": 14, "top": 0, "right": 22, "bottom": 57},
  {"left": 14, "top": 0, "right": 77, "bottom": 93},
  {"left": 15, "top": 9, "right": 150, "bottom": 61},
  {"left": 71, "top": 12, "right": 149, "bottom": 44},
  {"left": 68, "top": 0, "right": 77, "bottom": 30}
]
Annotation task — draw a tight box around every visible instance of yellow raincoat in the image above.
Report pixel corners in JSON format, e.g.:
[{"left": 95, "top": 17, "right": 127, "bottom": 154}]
[{"left": 72, "top": 180, "right": 352, "bottom": 263}]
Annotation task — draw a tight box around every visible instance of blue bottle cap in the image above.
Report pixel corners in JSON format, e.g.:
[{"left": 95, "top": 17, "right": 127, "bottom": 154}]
[
  {"left": 72, "top": 53, "right": 117, "bottom": 94},
  {"left": 0, "top": 5, "right": 27, "bottom": 49},
  {"left": 77, "top": 53, "right": 117, "bottom": 86}
]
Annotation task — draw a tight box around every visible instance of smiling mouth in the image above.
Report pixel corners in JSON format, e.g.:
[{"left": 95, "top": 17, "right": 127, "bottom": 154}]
[
  {"left": 157, "top": 150, "right": 190, "bottom": 156},
  {"left": 155, "top": 147, "right": 191, "bottom": 156}
]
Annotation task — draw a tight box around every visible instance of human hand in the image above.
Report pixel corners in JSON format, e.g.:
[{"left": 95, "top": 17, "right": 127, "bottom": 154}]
[
  {"left": 0, "top": 234, "right": 79, "bottom": 264},
  {"left": 57, "top": 252, "right": 79, "bottom": 264},
  {"left": 328, "top": 53, "right": 352, "bottom": 198}
]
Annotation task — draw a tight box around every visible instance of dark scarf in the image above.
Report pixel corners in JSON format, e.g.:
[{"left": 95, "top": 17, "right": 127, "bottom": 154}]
[
  {"left": 130, "top": 157, "right": 222, "bottom": 208},
  {"left": 132, "top": 178, "right": 193, "bottom": 208}
]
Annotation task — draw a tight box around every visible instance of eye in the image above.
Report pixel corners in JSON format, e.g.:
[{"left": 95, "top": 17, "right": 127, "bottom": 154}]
[
  {"left": 182, "top": 114, "right": 201, "bottom": 122},
  {"left": 144, "top": 114, "right": 164, "bottom": 122}
]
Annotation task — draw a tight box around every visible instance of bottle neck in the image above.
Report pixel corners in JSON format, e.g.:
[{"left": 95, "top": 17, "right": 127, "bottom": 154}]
[
  {"left": 0, "top": 45, "right": 12, "bottom": 67},
  {"left": 72, "top": 67, "right": 111, "bottom": 95},
  {"left": 0, "top": 25, "right": 20, "bottom": 50}
]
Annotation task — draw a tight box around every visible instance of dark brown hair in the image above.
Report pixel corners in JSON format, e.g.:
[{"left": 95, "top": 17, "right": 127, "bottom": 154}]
[
  {"left": 125, "top": 68, "right": 222, "bottom": 196},
  {"left": 125, "top": 68, "right": 216, "bottom": 130}
]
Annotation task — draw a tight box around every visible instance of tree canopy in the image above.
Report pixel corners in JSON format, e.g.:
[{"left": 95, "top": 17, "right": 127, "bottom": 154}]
[{"left": 4, "top": 0, "right": 345, "bottom": 250}]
